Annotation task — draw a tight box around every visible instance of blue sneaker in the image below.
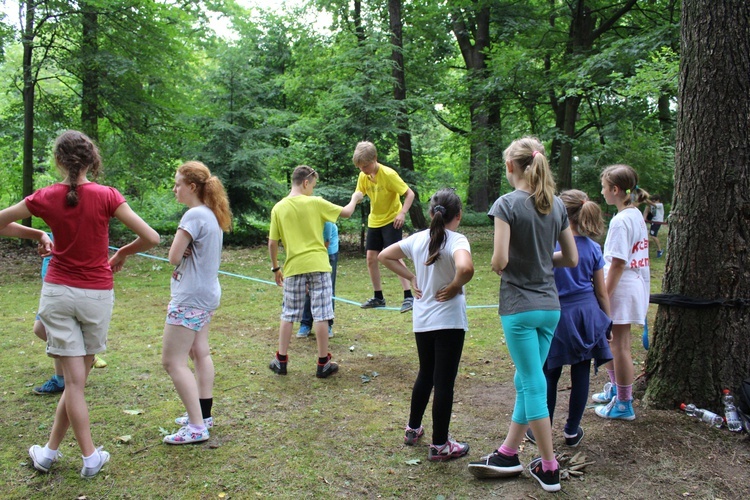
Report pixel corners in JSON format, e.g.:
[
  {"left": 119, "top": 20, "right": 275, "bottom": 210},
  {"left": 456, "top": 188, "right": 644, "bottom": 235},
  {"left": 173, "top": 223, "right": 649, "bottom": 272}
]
[
  {"left": 328, "top": 325, "right": 333, "bottom": 338},
  {"left": 33, "top": 375, "right": 65, "bottom": 395},
  {"left": 657, "top": 250, "right": 664, "bottom": 258},
  {"left": 595, "top": 397, "right": 636, "bottom": 421},
  {"left": 592, "top": 382, "right": 616, "bottom": 403},
  {"left": 296, "top": 324, "right": 312, "bottom": 338}
]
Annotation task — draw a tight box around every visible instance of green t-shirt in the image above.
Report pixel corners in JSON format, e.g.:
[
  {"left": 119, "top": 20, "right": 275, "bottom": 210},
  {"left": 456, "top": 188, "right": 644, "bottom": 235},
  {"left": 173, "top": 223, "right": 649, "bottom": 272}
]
[{"left": 269, "top": 195, "right": 342, "bottom": 277}]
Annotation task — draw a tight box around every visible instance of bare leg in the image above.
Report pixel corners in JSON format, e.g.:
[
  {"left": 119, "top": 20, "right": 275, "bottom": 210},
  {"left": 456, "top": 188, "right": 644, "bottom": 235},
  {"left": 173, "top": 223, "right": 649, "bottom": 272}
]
[
  {"left": 610, "top": 324, "right": 634, "bottom": 388},
  {"left": 278, "top": 321, "right": 293, "bottom": 355},
  {"left": 47, "top": 355, "right": 95, "bottom": 455},
  {"left": 162, "top": 324, "right": 202, "bottom": 425},
  {"left": 189, "top": 324, "right": 214, "bottom": 399},
  {"left": 366, "top": 250, "right": 382, "bottom": 292},
  {"left": 397, "top": 258, "right": 411, "bottom": 291},
  {"left": 313, "top": 321, "right": 329, "bottom": 358}
]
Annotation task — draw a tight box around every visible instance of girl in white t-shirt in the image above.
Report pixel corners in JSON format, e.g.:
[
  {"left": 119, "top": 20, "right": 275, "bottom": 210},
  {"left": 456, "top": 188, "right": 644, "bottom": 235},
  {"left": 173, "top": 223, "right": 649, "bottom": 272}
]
[
  {"left": 593, "top": 164, "right": 650, "bottom": 421},
  {"left": 378, "top": 188, "right": 474, "bottom": 462}
]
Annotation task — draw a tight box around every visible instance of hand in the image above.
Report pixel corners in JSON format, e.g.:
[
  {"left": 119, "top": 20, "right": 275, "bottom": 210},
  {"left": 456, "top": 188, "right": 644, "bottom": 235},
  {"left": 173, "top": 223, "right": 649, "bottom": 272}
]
[
  {"left": 352, "top": 191, "right": 364, "bottom": 203},
  {"left": 409, "top": 275, "right": 422, "bottom": 299},
  {"left": 436, "top": 284, "right": 460, "bottom": 302},
  {"left": 183, "top": 245, "right": 193, "bottom": 258},
  {"left": 491, "top": 263, "right": 503, "bottom": 276},
  {"left": 393, "top": 212, "right": 406, "bottom": 229},
  {"left": 274, "top": 269, "right": 284, "bottom": 286},
  {"left": 109, "top": 250, "right": 127, "bottom": 273},
  {"left": 37, "top": 234, "right": 53, "bottom": 257}
]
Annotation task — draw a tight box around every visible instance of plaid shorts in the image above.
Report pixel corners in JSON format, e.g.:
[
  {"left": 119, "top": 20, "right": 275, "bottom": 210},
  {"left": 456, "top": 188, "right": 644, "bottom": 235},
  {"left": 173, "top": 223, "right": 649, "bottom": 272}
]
[
  {"left": 281, "top": 272, "right": 333, "bottom": 323},
  {"left": 166, "top": 302, "right": 215, "bottom": 332}
]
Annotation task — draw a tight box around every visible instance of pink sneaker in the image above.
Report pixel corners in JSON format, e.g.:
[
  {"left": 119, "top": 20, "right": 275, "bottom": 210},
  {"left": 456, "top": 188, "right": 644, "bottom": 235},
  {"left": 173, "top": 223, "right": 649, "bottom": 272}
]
[
  {"left": 427, "top": 436, "right": 469, "bottom": 462},
  {"left": 163, "top": 425, "right": 209, "bottom": 445}
]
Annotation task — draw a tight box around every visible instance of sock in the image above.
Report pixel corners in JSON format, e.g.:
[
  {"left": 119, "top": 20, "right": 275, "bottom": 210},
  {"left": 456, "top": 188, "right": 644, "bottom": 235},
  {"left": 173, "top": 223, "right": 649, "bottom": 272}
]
[
  {"left": 374, "top": 290, "right": 384, "bottom": 300},
  {"left": 82, "top": 450, "right": 101, "bottom": 468},
  {"left": 199, "top": 398, "right": 213, "bottom": 419},
  {"left": 276, "top": 352, "right": 287, "bottom": 362},
  {"left": 499, "top": 444, "right": 517, "bottom": 457},
  {"left": 563, "top": 429, "right": 578, "bottom": 438},
  {"left": 52, "top": 374, "right": 64, "bottom": 384},
  {"left": 607, "top": 369, "right": 616, "bottom": 385},
  {"left": 318, "top": 355, "right": 329, "bottom": 365},
  {"left": 617, "top": 384, "right": 633, "bottom": 401},
  {"left": 541, "top": 457, "right": 558, "bottom": 472},
  {"left": 188, "top": 423, "right": 206, "bottom": 433},
  {"left": 404, "top": 289, "right": 413, "bottom": 299},
  {"left": 42, "top": 444, "right": 59, "bottom": 461}
]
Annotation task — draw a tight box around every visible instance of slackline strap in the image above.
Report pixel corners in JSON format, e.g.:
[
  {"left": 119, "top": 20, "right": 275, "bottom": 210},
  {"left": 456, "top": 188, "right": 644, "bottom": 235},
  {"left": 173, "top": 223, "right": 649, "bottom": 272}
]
[{"left": 650, "top": 294, "right": 749, "bottom": 308}]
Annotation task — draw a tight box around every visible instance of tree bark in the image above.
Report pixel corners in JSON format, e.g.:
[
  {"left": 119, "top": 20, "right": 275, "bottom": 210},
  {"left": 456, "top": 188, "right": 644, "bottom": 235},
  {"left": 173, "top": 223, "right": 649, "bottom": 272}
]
[
  {"left": 388, "top": 0, "right": 425, "bottom": 229},
  {"left": 21, "top": 0, "right": 35, "bottom": 228},
  {"left": 644, "top": 0, "right": 750, "bottom": 411},
  {"left": 80, "top": 2, "right": 99, "bottom": 142}
]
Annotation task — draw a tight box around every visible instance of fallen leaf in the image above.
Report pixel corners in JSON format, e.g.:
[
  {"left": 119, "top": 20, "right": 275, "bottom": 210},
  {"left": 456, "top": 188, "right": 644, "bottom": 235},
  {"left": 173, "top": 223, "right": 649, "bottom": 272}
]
[
  {"left": 405, "top": 459, "right": 421, "bottom": 466},
  {"left": 116, "top": 435, "right": 132, "bottom": 443},
  {"left": 123, "top": 409, "right": 144, "bottom": 415}
]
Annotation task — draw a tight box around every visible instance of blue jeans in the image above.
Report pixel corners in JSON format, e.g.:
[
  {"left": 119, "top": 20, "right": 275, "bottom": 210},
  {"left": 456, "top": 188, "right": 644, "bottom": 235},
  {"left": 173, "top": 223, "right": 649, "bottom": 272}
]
[{"left": 301, "top": 252, "right": 338, "bottom": 327}]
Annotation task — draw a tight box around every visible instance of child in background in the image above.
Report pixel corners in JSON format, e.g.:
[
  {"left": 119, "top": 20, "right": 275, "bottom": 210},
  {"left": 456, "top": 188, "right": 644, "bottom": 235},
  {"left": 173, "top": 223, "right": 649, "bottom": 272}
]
[
  {"left": 32, "top": 236, "right": 64, "bottom": 394},
  {"left": 297, "top": 221, "right": 339, "bottom": 338},
  {"left": 0, "top": 130, "right": 159, "bottom": 477},
  {"left": 468, "top": 137, "right": 577, "bottom": 493},
  {"left": 162, "top": 161, "right": 232, "bottom": 445},
  {"left": 353, "top": 141, "right": 416, "bottom": 313},
  {"left": 644, "top": 194, "right": 665, "bottom": 258},
  {"left": 268, "top": 166, "right": 362, "bottom": 378},
  {"left": 593, "top": 165, "right": 650, "bottom": 421},
  {"left": 379, "top": 188, "right": 474, "bottom": 462},
  {"left": 525, "top": 190, "right": 612, "bottom": 448}
]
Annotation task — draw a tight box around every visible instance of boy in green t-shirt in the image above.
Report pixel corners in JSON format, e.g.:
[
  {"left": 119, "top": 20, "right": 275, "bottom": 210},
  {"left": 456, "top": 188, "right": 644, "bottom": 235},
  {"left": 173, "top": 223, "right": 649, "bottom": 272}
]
[
  {"left": 353, "top": 141, "right": 416, "bottom": 313},
  {"left": 268, "top": 165, "right": 363, "bottom": 378}
]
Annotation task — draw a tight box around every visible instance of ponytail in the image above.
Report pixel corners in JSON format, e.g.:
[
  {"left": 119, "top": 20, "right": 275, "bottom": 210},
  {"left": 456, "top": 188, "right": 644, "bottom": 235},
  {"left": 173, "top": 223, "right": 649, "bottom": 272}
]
[
  {"left": 601, "top": 164, "right": 648, "bottom": 208},
  {"left": 426, "top": 188, "right": 462, "bottom": 266},
  {"left": 504, "top": 137, "right": 556, "bottom": 215},
  {"left": 178, "top": 161, "right": 233, "bottom": 232},
  {"left": 559, "top": 189, "right": 604, "bottom": 238}
]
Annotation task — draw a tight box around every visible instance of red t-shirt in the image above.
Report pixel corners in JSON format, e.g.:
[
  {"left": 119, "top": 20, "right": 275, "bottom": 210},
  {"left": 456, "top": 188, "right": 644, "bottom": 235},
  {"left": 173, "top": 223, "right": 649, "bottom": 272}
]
[{"left": 25, "top": 183, "right": 126, "bottom": 290}]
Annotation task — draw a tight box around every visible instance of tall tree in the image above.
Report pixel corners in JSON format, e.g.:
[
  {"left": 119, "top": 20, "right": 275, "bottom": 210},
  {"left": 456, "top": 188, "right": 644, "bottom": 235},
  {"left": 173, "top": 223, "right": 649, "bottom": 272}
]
[
  {"left": 645, "top": 0, "right": 750, "bottom": 409},
  {"left": 388, "top": 0, "right": 425, "bottom": 228}
]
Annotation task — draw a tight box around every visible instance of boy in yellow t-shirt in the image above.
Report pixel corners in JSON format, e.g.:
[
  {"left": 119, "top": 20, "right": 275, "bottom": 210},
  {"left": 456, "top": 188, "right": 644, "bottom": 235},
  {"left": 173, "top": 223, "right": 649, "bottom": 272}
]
[
  {"left": 353, "top": 141, "right": 416, "bottom": 313},
  {"left": 268, "top": 165, "right": 363, "bottom": 378}
]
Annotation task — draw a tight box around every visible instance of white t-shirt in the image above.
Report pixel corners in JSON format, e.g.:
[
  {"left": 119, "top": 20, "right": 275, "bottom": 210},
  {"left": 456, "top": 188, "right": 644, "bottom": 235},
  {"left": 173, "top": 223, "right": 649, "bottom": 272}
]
[
  {"left": 399, "top": 229, "right": 471, "bottom": 332},
  {"left": 652, "top": 202, "right": 664, "bottom": 223},
  {"left": 603, "top": 207, "right": 650, "bottom": 324}
]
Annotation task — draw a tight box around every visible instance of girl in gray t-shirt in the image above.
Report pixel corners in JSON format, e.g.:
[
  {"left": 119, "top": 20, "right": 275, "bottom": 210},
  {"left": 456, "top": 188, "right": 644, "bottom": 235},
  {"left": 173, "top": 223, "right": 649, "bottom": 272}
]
[{"left": 468, "top": 137, "right": 577, "bottom": 494}]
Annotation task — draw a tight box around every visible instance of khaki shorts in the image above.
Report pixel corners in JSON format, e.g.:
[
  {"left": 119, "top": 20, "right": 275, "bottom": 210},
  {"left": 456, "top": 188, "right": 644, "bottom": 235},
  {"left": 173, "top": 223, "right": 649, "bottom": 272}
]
[{"left": 38, "top": 283, "right": 114, "bottom": 357}]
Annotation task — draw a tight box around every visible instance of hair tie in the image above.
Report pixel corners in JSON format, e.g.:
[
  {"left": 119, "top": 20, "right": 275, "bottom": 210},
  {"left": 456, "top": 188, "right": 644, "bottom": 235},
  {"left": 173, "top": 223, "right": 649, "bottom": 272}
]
[
  {"left": 531, "top": 150, "right": 540, "bottom": 158},
  {"left": 625, "top": 188, "right": 631, "bottom": 195},
  {"left": 433, "top": 205, "right": 446, "bottom": 216},
  {"left": 580, "top": 199, "right": 586, "bottom": 206}
]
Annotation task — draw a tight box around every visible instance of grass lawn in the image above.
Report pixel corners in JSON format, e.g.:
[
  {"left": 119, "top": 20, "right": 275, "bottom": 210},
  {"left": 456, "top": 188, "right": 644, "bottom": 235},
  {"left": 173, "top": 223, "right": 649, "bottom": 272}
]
[{"left": 1, "top": 228, "right": 748, "bottom": 499}]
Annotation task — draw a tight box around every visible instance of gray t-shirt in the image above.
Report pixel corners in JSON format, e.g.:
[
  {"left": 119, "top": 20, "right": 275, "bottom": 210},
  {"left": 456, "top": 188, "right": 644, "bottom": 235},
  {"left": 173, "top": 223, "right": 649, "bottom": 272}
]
[
  {"left": 170, "top": 205, "right": 223, "bottom": 311},
  {"left": 488, "top": 190, "right": 568, "bottom": 316}
]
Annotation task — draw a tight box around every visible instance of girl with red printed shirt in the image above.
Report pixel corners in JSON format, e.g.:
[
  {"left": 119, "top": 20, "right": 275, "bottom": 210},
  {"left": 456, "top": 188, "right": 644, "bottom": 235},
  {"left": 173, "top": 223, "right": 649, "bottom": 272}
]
[
  {"left": 0, "top": 130, "right": 159, "bottom": 478},
  {"left": 593, "top": 164, "right": 650, "bottom": 421}
]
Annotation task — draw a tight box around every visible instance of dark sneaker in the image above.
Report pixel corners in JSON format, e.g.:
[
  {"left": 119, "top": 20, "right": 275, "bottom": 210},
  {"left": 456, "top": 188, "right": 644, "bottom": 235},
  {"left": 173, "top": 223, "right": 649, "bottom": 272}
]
[
  {"left": 428, "top": 437, "right": 469, "bottom": 462},
  {"left": 400, "top": 297, "right": 414, "bottom": 313},
  {"left": 404, "top": 425, "right": 424, "bottom": 446},
  {"left": 33, "top": 376, "right": 64, "bottom": 395},
  {"left": 316, "top": 353, "right": 339, "bottom": 378},
  {"left": 525, "top": 427, "right": 536, "bottom": 444},
  {"left": 361, "top": 297, "right": 386, "bottom": 309},
  {"left": 80, "top": 447, "right": 111, "bottom": 479},
  {"left": 468, "top": 450, "right": 523, "bottom": 478},
  {"left": 28, "top": 445, "right": 60, "bottom": 473},
  {"left": 269, "top": 354, "right": 287, "bottom": 375},
  {"left": 657, "top": 250, "right": 664, "bottom": 258},
  {"left": 528, "top": 457, "right": 561, "bottom": 492},
  {"left": 564, "top": 426, "right": 584, "bottom": 447}
]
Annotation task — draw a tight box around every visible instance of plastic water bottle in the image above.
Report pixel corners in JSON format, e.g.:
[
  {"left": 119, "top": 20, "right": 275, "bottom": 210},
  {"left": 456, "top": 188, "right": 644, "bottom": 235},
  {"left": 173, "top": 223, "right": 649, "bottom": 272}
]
[
  {"left": 680, "top": 403, "right": 723, "bottom": 428},
  {"left": 722, "top": 389, "right": 743, "bottom": 432}
]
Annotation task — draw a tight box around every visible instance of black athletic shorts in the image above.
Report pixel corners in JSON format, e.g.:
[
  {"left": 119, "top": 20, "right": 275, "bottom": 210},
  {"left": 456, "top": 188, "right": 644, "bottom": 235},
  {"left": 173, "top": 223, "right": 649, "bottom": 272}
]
[
  {"left": 365, "top": 222, "right": 403, "bottom": 252},
  {"left": 649, "top": 223, "right": 661, "bottom": 237}
]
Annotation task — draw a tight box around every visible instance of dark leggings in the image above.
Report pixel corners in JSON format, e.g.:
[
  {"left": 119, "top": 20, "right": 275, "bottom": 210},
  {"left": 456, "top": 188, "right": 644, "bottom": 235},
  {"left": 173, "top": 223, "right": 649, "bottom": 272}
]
[
  {"left": 543, "top": 359, "right": 591, "bottom": 435},
  {"left": 408, "top": 329, "right": 465, "bottom": 446}
]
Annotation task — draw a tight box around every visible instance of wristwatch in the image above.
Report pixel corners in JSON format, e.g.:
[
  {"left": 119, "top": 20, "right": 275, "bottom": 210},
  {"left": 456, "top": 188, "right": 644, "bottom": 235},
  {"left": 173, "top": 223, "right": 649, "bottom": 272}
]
[{"left": 271, "top": 266, "right": 281, "bottom": 272}]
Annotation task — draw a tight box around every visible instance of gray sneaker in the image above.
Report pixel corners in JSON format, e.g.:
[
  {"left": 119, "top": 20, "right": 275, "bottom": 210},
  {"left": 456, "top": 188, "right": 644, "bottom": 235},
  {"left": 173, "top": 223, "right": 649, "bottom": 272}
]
[
  {"left": 361, "top": 297, "right": 386, "bottom": 309},
  {"left": 80, "top": 447, "right": 110, "bottom": 479},
  {"left": 400, "top": 297, "right": 414, "bottom": 313},
  {"left": 28, "top": 444, "right": 60, "bottom": 473}
]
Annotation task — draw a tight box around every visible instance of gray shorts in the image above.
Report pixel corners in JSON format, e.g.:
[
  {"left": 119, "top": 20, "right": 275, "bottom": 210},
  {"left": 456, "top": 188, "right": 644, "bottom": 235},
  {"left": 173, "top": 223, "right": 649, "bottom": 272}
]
[
  {"left": 281, "top": 272, "right": 333, "bottom": 323},
  {"left": 38, "top": 283, "right": 114, "bottom": 357}
]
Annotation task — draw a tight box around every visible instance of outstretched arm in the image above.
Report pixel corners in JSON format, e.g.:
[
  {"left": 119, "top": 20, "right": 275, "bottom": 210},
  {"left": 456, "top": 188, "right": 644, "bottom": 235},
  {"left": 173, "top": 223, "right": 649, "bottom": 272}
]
[
  {"left": 339, "top": 191, "right": 364, "bottom": 218},
  {"left": 0, "top": 202, "right": 52, "bottom": 255}
]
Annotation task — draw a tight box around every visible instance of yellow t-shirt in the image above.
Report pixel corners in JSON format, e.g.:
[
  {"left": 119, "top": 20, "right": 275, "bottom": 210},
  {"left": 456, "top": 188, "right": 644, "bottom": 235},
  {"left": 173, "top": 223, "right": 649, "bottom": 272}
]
[
  {"left": 269, "top": 195, "right": 342, "bottom": 277},
  {"left": 356, "top": 164, "right": 409, "bottom": 228}
]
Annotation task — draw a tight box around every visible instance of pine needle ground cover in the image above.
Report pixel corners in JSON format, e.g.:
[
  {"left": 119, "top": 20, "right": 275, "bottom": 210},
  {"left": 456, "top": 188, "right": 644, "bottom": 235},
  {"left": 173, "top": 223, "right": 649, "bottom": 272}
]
[{"left": 1, "top": 230, "right": 748, "bottom": 499}]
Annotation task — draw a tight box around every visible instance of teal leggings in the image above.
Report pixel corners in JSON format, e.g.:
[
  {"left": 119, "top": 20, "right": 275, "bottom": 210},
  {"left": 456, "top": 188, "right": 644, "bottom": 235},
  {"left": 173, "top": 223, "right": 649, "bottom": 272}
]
[{"left": 501, "top": 310, "right": 561, "bottom": 424}]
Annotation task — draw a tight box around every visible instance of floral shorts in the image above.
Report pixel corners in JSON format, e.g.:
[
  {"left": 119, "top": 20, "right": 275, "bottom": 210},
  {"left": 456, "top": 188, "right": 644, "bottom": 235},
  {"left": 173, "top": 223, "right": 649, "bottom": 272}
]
[{"left": 166, "top": 303, "right": 214, "bottom": 332}]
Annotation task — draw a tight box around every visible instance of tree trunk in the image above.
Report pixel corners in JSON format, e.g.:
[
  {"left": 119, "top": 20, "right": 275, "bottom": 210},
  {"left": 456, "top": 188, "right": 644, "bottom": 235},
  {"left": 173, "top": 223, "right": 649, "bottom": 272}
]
[
  {"left": 80, "top": 3, "right": 99, "bottom": 142},
  {"left": 21, "top": 0, "right": 35, "bottom": 228},
  {"left": 388, "top": 0, "right": 425, "bottom": 229},
  {"left": 644, "top": 0, "right": 750, "bottom": 411}
]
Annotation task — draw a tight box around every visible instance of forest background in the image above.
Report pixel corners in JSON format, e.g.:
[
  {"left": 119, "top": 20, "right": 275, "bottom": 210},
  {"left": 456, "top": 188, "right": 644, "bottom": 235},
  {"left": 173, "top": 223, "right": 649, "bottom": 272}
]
[{"left": 0, "top": 0, "right": 678, "bottom": 240}]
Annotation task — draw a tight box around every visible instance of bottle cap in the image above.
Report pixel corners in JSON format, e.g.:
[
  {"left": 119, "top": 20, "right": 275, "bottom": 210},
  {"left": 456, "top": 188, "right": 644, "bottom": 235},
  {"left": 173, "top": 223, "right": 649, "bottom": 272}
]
[
  {"left": 722, "top": 389, "right": 730, "bottom": 394},
  {"left": 679, "top": 403, "right": 686, "bottom": 410}
]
